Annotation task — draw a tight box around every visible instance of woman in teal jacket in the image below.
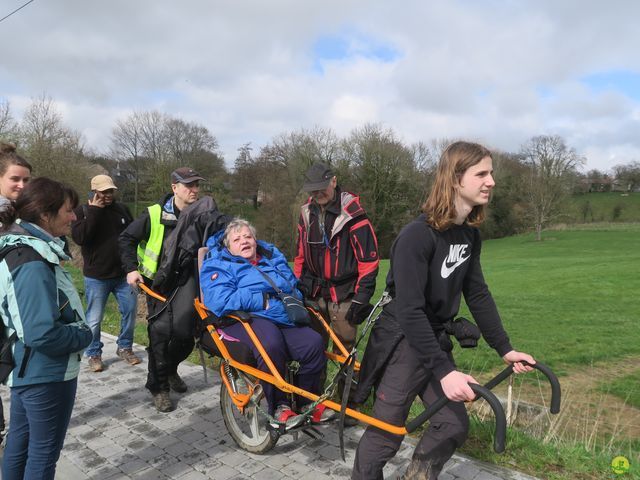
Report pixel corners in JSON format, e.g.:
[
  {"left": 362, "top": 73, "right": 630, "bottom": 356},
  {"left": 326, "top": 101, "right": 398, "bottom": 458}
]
[{"left": 0, "top": 177, "right": 91, "bottom": 480}]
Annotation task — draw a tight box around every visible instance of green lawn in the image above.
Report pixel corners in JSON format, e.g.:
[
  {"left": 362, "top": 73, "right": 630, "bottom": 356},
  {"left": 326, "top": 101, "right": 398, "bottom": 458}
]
[
  {"left": 566, "top": 192, "right": 640, "bottom": 223},
  {"left": 598, "top": 370, "right": 640, "bottom": 409},
  {"left": 455, "top": 225, "right": 640, "bottom": 373}
]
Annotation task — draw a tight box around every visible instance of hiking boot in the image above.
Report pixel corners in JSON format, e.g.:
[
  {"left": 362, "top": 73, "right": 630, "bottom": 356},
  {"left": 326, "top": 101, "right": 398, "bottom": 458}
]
[
  {"left": 88, "top": 355, "right": 104, "bottom": 372},
  {"left": 168, "top": 373, "right": 187, "bottom": 393},
  {"left": 342, "top": 415, "right": 359, "bottom": 427},
  {"left": 153, "top": 392, "right": 174, "bottom": 413},
  {"left": 116, "top": 348, "right": 142, "bottom": 365},
  {"left": 341, "top": 403, "right": 360, "bottom": 427},
  {"left": 270, "top": 404, "right": 305, "bottom": 429},
  {"left": 311, "top": 404, "right": 336, "bottom": 424}
]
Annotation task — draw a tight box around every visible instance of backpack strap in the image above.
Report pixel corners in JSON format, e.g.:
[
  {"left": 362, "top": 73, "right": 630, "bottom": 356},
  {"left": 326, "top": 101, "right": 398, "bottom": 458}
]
[
  {"left": 0, "top": 245, "right": 24, "bottom": 263},
  {"left": 0, "top": 244, "right": 55, "bottom": 272},
  {"left": 0, "top": 244, "right": 55, "bottom": 380}
]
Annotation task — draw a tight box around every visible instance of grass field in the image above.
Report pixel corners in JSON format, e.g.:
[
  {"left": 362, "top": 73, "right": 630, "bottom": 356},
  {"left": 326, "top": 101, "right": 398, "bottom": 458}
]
[
  {"left": 457, "top": 225, "right": 640, "bottom": 371},
  {"left": 70, "top": 222, "right": 640, "bottom": 479},
  {"left": 566, "top": 192, "right": 640, "bottom": 224}
]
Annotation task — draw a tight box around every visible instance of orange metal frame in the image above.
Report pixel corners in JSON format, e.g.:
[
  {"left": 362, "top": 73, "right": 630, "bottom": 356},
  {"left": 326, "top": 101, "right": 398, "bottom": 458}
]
[{"left": 193, "top": 299, "right": 408, "bottom": 436}]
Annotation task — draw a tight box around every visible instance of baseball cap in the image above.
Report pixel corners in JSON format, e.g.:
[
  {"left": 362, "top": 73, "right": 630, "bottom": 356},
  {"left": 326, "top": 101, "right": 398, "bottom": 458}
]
[
  {"left": 302, "top": 163, "right": 334, "bottom": 192},
  {"left": 171, "top": 167, "right": 205, "bottom": 184},
  {"left": 91, "top": 175, "right": 118, "bottom": 191}
]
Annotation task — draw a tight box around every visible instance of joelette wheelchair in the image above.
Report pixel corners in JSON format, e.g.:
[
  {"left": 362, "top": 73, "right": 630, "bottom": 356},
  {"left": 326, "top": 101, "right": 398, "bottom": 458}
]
[{"left": 140, "top": 271, "right": 561, "bottom": 460}]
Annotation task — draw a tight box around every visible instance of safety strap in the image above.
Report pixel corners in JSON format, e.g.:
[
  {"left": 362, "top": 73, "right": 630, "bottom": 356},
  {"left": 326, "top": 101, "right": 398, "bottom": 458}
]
[
  {"left": 338, "top": 352, "right": 356, "bottom": 461},
  {"left": 336, "top": 291, "right": 391, "bottom": 460},
  {"left": 197, "top": 342, "right": 208, "bottom": 384}
]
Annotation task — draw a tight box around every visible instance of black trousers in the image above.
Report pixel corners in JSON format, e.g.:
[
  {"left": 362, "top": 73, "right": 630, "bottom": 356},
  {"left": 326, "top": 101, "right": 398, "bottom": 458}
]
[
  {"left": 144, "top": 296, "right": 195, "bottom": 394},
  {"left": 352, "top": 338, "right": 469, "bottom": 480}
]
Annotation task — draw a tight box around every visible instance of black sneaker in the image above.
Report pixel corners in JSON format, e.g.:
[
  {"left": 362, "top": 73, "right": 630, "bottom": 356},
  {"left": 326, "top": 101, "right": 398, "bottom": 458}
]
[{"left": 168, "top": 373, "right": 187, "bottom": 393}]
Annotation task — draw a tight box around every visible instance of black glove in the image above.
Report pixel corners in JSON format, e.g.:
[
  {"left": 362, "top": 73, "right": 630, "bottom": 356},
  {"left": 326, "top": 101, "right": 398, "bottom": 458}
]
[
  {"left": 444, "top": 317, "right": 481, "bottom": 348},
  {"left": 346, "top": 301, "right": 374, "bottom": 326}
]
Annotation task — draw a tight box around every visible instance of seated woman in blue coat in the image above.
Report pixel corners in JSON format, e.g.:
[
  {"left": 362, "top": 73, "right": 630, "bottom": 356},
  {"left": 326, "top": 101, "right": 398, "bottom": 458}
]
[{"left": 200, "top": 218, "right": 333, "bottom": 426}]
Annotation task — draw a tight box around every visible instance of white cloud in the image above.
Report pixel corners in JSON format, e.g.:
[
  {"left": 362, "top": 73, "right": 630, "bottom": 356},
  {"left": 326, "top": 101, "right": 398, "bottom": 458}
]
[{"left": 1, "top": 0, "right": 639, "bottom": 172}]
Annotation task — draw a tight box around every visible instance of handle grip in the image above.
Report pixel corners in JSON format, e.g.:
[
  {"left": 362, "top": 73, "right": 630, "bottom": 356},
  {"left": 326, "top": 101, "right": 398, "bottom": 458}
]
[
  {"left": 405, "top": 383, "right": 506, "bottom": 453},
  {"left": 484, "top": 361, "right": 561, "bottom": 415}
]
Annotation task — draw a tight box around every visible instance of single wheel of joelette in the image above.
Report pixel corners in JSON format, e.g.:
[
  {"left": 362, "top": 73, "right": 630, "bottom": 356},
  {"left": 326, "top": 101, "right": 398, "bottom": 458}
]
[{"left": 220, "top": 371, "right": 279, "bottom": 453}]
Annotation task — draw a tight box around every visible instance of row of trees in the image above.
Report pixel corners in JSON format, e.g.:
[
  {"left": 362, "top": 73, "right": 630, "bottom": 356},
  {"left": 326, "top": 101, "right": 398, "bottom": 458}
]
[{"left": 1, "top": 95, "right": 637, "bottom": 256}]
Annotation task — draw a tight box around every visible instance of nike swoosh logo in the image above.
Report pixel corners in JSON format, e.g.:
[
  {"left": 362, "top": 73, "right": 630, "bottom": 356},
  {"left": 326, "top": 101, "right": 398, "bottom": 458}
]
[{"left": 441, "top": 255, "right": 470, "bottom": 279}]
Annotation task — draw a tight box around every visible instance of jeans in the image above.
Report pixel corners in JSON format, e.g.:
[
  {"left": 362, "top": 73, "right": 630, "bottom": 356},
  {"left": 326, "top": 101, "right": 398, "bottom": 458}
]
[
  {"left": 84, "top": 276, "right": 138, "bottom": 357},
  {"left": 1, "top": 379, "right": 78, "bottom": 480}
]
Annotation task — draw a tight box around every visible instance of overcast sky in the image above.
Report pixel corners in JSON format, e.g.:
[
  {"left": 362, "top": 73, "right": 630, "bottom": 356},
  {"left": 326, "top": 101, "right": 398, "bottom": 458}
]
[{"left": 1, "top": 0, "right": 639, "bottom": 173}]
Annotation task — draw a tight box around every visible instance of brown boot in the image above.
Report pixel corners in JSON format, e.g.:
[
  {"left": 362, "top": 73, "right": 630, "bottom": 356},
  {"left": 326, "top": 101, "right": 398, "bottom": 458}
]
[
  {"left": 116, "top": 348, "right": 142, "bottom": 365},
  {"left": 153, "top": 392, "right": 174, "bottom": 413},
  {"left": 88, "top": 355, "right": 104, "bottom": 372}
]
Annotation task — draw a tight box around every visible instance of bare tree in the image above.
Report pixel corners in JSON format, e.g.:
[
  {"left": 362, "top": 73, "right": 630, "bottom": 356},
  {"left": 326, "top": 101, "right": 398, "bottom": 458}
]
[
  {"left": 18, "top": 94, "right": 90, "bottom": 191},
  {"left": 520, "top": 135, "right": 584, "bottom": 240},
  {"left": 0, "top": 99, "right": 17, "bottom": 140},
  {"left": 612, "top": 161, "right": 640, "bottom": 192},
  {"left": 233, "top": 143, "right": 259, "bottom": 207},
  {"left": 410, "top": 138, "right": 451, "bottom": 207},
  {"left": 164, "top": 118, "right": 227, "bottom": 193},
  {"left": 239, "top": 127, "right": 341, "bottom": 255},
  {"left": 111, "top": 110, "right": 227, "bottom": 211},
  {"left": 165, "top": 118, "right": 217, "bottom": 163},
  {"left": 342, "top": 123, "right": 422, "bottom": 252},
  {"left": 111, "top": 113, "right": 146, "bottom": 214},
  {"left": 138, "top": 110, "right": 169, "bottom": 164}
]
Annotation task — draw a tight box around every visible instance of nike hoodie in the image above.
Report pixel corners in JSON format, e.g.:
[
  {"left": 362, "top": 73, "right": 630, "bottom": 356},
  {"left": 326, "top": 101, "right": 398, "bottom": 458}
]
[{"left": 383, "top": 214, "right": 513, "bottom": 380}]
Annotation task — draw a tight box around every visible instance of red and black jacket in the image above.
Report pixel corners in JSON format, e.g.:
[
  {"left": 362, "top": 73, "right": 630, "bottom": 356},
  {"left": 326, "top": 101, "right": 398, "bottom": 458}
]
[{"left": 294, "top": 187, "right": 379, "bottom": 304}]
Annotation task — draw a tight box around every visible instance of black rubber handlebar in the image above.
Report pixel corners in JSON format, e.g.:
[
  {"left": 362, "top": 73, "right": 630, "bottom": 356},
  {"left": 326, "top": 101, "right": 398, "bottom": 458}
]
[
  {"left": 483, "top": 361, "right": 561, "bottom": 414},
  {"left": 405, "top": 361, "right": 561, "bottom": 453},
  {"left": 405, "top": 383, "right": 506, "bottom": 453}
]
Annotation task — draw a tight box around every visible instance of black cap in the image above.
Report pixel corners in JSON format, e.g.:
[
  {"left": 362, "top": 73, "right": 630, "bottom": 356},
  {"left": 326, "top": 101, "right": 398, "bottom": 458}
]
[
  {"left": 171, "top": 167, "right": 204, "bottom": 184},
  {"left": 302, "top": 163, "right": 334, "bottom": 192}
]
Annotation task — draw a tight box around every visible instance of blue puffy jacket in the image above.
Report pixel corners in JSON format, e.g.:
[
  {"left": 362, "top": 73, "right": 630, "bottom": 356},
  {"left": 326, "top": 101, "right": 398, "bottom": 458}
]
[{"left": 200, "top": 231, "right": 303, "bottom": 327}]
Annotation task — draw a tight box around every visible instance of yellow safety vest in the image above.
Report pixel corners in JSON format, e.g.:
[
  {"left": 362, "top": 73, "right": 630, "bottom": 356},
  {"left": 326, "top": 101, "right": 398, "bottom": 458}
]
[{"left": 136, "top": 204, "right": 165, "bottom": 279}]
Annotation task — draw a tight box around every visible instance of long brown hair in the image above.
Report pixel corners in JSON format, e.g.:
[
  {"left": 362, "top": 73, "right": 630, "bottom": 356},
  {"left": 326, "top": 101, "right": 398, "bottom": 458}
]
[{"left": 422, "top": 141, "right": 492, "bottom": 231}]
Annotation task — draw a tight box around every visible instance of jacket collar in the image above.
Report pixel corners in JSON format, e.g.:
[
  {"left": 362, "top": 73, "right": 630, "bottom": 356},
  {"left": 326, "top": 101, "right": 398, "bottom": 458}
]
[{"left": 1, "top": 220, "right": 68, "bottom": 263}]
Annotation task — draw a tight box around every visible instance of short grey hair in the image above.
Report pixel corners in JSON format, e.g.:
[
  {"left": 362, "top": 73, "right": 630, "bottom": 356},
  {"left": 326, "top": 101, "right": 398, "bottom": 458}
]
[{"left": 223, "top": 218, "right": 257, "bottom": 248}]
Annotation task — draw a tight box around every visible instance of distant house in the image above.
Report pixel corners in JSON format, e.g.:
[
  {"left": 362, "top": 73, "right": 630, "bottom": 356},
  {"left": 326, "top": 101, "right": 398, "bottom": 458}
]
[
  {"left": 113, "top": 159, "right": 137, "bottom": 184},
  {"left": 579, "top": 177, "right": 614, "bottom": 193}
]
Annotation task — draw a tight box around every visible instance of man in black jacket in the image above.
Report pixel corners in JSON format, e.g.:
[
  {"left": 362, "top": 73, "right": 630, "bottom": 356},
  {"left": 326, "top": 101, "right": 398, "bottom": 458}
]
[
  {"left": 119, "top": 167, "right": 204, "bottom": 412},
  {"left": 294, "top": 163, "right": 379, "bottom": 355},
  {"left": 71, "top": 174, "right": 139, "bottom": 373}
]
